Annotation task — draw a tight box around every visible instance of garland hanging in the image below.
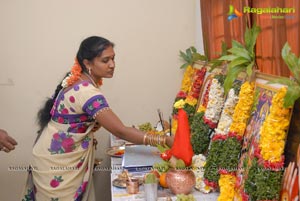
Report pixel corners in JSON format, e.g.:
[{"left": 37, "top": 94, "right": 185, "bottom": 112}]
[{"left": 243, "top": 87, "right": 291, "bottom": 201}]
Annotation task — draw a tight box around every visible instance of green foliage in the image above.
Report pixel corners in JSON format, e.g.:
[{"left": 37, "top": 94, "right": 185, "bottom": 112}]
[
  {"left": 180, "top": 46, "right": 207, "bottom": 69},
  {"left": 244, "top": 158, "right": 283, "bottom": 201},
  {"left": 209, "top": 41, "right": 228, "bottom": 71},
  {"left": 214, "top": 74, "right": 225, "bottom": 86},
  {"left": 153, "top": 161, "right": 170, "bottom": 173},
  {"left": 191, "top": 112, "right": 211, "bottom": 154},
  {"left": 203, "top": 140, "right": 223, "bottom": 183},
  {"left": 232, "top": 80, "right": 242, "bottom": 96},
  {"left": 172, "top": 100, "right": 196, "bottom": 124},
  {"left": 157, "top": 144, "right": 170, "bottom": 153},
  {"left": 175, "top": 159, "right": 186, "bottom": 170},
  {"left": 145, "top": 173, "right": 158, "bottom": 184},
  {"left": 218, "top": 24, "right": 261, "bottom": 94},
  {"left": 138, "top": 122, "right": 153, "bottom": 132},
  {"left": 268, "top": 42, "right": 300, "bottom": 108},
  {"left": 183, "top": 103, "right": 196, "bottom": 124},
  {"left": 218, "top": 137, "right": 242, "bottom": 172}
]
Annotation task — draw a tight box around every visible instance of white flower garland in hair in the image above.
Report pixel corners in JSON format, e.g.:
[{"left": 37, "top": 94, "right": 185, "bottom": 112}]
[
  {"left": 61, "top": 73, "right": 72, "bottom": 88},
  {"left": 204, "top": 78, "right": 225, "bottom": 127},
  {"left": 214, "top": 89, "right": 239, "bottom": 135}
]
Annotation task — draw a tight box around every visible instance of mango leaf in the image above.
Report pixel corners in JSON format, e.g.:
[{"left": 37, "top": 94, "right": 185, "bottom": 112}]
[
  {"left": 232, "top": 40, "right": 244, "bottom": 49},
  {"left": 228, "top": 47, "right": 251, "bottom": 61},
  {"left": 180, "top": 63, "right": 190, "bottom": 69},
  {"left": 282, "top": 42, "right": 300, "bottom": 83},
  {"left": 209, "top": 59, "right": 224, "bottom": 72},
  {"left": 245, "top": 23, "right": 261, "bottom": 54},
  {"left": 192, "top": 53, "right": 207, "bottom": 62},
  {"left": 227, "top": 57, "right": 250, "bottom": 69},
  {"left": 186, "top": 48, "right": 192, "bottom": 62},
  {"left": 180, "top": 50, "right": 189, "bottom": 62},
  {"left": 246, "top": 61, "right": 254, "bottom": 77},
  {"left": 218, "top": 54, "right": 240, "bottom": 61},
  {"left": 191, "top": 46, "right": 197, "bottom": 53},
  {"left": 221, "top": 41, "right": 228, "bottom": 56},
  {"left": 224, "top": 65, "right": 245, "bottom": 94},
  {"left": 284, "top": 86, "right": 300, "bottom": 108}
]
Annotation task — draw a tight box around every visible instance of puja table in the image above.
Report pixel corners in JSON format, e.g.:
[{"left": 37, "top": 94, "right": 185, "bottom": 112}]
[{"left": 109, "top": 137, "right": 219, "bottom": 201}]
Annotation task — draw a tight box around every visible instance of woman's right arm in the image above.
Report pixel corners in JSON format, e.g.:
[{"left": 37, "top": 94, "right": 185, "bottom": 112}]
[{"left": 94, "top": 109, "right": 173, "bottom": 147}]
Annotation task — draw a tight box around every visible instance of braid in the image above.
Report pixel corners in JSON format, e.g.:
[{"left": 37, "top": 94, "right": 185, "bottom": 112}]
[{"left": 36, "top": 74, "right": 67, "bottom": 134}]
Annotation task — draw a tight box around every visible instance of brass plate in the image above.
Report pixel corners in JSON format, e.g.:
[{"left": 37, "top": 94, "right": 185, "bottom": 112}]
[{"left": 112, "top": 178, "right": 143, "bottom": 188}]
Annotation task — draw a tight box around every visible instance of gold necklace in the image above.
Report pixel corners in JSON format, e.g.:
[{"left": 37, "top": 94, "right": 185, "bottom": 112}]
[{"left": 84, "top": 72, "right": 99, "bottom": 88}]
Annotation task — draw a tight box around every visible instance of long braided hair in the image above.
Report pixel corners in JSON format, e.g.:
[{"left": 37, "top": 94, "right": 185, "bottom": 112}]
[{"left": 36, "top": 36, "right": 114, "bottom": 135}]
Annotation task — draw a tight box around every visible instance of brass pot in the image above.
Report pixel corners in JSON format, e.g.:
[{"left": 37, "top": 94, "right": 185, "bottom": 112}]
[{"left": 166, "top": 169, "right": 196, "bottom": 195}]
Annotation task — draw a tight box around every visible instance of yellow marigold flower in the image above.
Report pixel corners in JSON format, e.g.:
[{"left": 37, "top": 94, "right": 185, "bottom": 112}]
[
  {"left": 185, "top": 95, "right": 198, "bottom": 106},
  {"left": 229, "top": 81, "right": 254, "bottom": 136},
  {"left": 259, "top": 87, "right": 291, "bottom": 162},
  {"left": 218, "top": 174, "right": 236, "bottom": 201},
  {"left": 180, "top": 65, "right": 195, "bottom": 93},
  {"left": 197, "top": 105, "right": 206, "bottom": 113},
  {"left": 174, "top": 99, "right": 185, "bottom": 109}
]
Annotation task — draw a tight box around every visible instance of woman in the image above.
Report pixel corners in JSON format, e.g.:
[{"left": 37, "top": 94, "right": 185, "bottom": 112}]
[{"left": 22, "top": 36, "right": 173, "bottom": 201}]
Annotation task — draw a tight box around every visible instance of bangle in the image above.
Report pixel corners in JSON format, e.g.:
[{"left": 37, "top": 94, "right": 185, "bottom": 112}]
[
  {"left": 143, "top": 133, "right": 147, "bottom": 145},
  {"left": 143, "top": 133, "right": 167, "bottom": 146}
]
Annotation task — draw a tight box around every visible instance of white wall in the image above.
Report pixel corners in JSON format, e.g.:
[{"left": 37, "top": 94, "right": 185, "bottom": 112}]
[{"left": 0, "top": 0, "right": 199, "bottom": 200}]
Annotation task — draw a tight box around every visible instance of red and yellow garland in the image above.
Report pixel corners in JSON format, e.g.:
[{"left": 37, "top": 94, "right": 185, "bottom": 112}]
[{"left": 218, "top": 81, "right": 255, "bottom": 200}]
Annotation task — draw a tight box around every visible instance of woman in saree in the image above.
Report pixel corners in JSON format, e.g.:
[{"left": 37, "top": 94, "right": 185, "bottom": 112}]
[{"left": 22, "top": 36, "right": 173, "bottom": 201}]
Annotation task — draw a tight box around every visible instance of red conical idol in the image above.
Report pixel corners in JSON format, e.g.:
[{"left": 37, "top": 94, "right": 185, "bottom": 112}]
[{"left": 170, "top": 109, "right": 194, "bottom": 166}]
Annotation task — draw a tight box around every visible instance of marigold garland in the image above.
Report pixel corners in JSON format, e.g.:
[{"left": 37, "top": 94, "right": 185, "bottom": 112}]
[
  {"left": 229, "top": 81, "right": 255, "bottom": 136},
  {"left": 62, "top": 59, "right": 82, "bottom": 88},
  {"left": 180, "top": 65, "right": 195, "bottom": 93},
  {"left": 213, "top": 81, "right": 254, "bottom": 200},
  {"left": 218, "top": 174, "right": 236, "bottom": 201},
  {"left": 61, "top": 58, "right": 103, "bottom": 88},
  {"left": 259, "top": 87, "right": 291, "bottom": 163}
]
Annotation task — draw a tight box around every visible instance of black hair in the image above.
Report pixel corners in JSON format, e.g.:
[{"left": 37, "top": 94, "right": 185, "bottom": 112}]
[{"left": 36, "top": 36, "right": 114, "bottom": 134}]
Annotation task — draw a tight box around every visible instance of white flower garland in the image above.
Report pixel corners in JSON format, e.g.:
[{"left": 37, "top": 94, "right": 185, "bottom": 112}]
[
  {"left": 192, "top": 154, "right": 211, "bottom": 193},
  {"left": 204, "top": 78, "right": 225, "bottom": 124},
  {"left": 214, "top": 89, "right": 239, "bottom": 135}
]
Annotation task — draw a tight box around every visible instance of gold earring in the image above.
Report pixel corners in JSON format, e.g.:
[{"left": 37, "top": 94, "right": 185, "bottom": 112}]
[{"left": 88, "top": 68, "right": 91, "bottom": 75}]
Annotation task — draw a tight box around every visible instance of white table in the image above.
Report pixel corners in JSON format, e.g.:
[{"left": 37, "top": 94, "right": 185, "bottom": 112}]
[{"left": 110, "top": 150, "right": 219, "bottom": 201}]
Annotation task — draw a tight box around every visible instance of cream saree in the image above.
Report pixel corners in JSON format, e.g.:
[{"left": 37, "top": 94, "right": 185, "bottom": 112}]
[{"left": 22, "top": 81, "right": 109, "bottom": 201}]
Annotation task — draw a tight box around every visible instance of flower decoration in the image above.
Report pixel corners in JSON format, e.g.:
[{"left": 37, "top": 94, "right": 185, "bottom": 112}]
[
  {"left": 214, "top": 88, "right": 239, "bottom": 135},
  {"left": 203, "top": 75, "right": 225, "bottom": 129},
  {"left": 242, "top": 87, "right": 291, "bottom": 200},
  {"left": 180, "top": 65, "right": 195, "bottom": 93},
  {"left": 61, "top": 58, "right": 103, "bottom": 88},
  {"left": 203, "top": 81, "right": 253, "bottom": 197},
  {"left": 259, "top": 87, "right": 291, "bottom": 163},
  {"left": 218, "top": 174, "right": 236, "bottom": 201},
  {"left": 189, "top": 67, "right": 207, "bottom": 99},
  {"left": 192, "top": 154, "right": 212, "bottom": 193},
  {"left": 229, "top": 81, "right": 255, "bottom": 136},
  {"left": 62, "top": 59, "right": 82, "bottom": 88}
]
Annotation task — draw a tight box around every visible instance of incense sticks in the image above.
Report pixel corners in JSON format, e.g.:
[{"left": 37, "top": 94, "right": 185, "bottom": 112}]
[{"left": 157, "top": 109, "right": 165, "bottom": 132}]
